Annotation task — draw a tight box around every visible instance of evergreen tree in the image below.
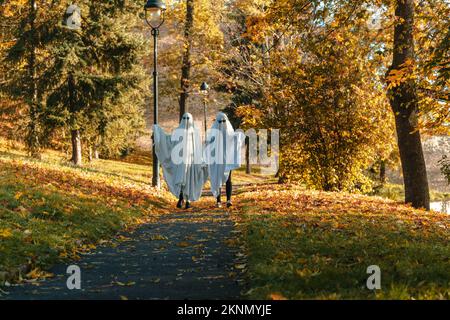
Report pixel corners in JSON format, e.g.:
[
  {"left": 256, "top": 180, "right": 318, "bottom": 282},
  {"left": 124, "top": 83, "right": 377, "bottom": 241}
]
[
  {"left": 2, "top": 0, "right": 63, "bottom": 157},
  {"left": 2, "top": 1, "right": 146, "bottom": 163},
  {"left": 41, "top": 0, "right": 146, "bottom": 165}
]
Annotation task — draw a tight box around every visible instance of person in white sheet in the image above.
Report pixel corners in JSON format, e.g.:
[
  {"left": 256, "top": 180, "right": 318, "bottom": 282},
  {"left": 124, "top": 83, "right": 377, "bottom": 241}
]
[
  {"left": 153, "top": 113, "right": 208, "bottom": 209},
  {"left": 205, "top": 112, "right": 245, "bottom": 208}
]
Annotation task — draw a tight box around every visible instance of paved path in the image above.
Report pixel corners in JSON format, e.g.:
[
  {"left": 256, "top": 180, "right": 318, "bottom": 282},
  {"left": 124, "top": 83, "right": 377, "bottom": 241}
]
[{"left": 2, "top": 211, "right": 243, "bottom": 300}]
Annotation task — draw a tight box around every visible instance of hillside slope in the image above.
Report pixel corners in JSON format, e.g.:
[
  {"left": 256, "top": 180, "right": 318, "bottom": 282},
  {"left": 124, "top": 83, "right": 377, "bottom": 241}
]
[{"left": 0, "top": 143, "right": 172, "bottom": 283}]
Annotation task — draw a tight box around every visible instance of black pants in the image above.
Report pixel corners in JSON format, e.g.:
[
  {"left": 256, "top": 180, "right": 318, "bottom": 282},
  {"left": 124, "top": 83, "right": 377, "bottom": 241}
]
[{"left": 217, "top": 171, "right": 232, "bottom": 203}]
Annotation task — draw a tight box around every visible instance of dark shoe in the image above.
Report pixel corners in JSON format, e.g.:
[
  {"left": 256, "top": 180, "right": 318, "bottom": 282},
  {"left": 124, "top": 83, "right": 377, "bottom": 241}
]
[
  {"left": 185, "top": 201, "right": 191, "bottom": 209},
  {"left": 176, "top": 199, "right": 184, "bottom": 209},
  {"left": 226, "top": 201, "right": 232, "bottom": 208}
]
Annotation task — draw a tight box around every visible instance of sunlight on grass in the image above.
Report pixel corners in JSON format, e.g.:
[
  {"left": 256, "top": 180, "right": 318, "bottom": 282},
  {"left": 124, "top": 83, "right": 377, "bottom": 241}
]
[
  {"left": 0, "top": 140, "right": 174, "bottom": 283},
  {"left": 235, "top": 185, "right": 450, "bottom": 300},
  {"left": 372, "top": 183, "right": 450, "bottom": 202},
  {"left": 0, "top": 139, "right": 152, "bottom": 188}
]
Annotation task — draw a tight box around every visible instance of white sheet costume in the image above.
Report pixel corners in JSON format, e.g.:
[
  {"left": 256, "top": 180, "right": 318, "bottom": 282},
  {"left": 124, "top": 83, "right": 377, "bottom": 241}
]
[
  {"left": 205, "top": 112, "right": 245, "bottom": 198},
  {"left": 153, "top": 113, "right": 208, "bottom": 201}
]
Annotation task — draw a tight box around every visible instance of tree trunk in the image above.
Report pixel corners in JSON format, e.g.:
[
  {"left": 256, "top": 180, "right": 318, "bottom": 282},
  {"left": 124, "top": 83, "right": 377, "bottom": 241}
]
[
  {"left": 88, "top": 145, "right": 93, "bottom": 162},
  {"left": 245, "top": 137, "right": 251, "bottom": 174},
  {"left": 387, "top": 0, "right": 429, "bottom": 210},
  {"left": 93, "top": 136, "right": 100, "bottom": 159},
  {"left": 27, "top": 0, "right": 41, "bottom": 159},
  {"left": 71, "top": 129, "right": 82, "bottom": 166},
  {"left": 379, "top": 160, "right": 386, "bottom": 184},
  {"left": 68, "top": 72, "right": 82, "bottom": 166},
  {"left": 179, "top": 0, "right": 194, "bottom": 121}
]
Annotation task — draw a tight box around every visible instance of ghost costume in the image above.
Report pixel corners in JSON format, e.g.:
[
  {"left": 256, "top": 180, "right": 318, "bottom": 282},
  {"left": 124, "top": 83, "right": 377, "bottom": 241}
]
[
  {"left": 205, "top": 112, "right": 245, "bottom": 198},
  {"left": 153, "top": 113, "right": 208, "bottom": 202}
]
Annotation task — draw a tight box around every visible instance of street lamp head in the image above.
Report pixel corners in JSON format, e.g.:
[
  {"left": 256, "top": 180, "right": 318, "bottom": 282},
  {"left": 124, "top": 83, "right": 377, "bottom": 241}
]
[
  {"left": 200, "top": 82, "right": 209, "bottom": 95},
  {"left": 144, "top": 0, "right": 166, "bottom": 11},
  {"left": 144, "top": 0, "right": 166, "bottom": 29},
  {"left": 62, "top": 4, "right": 82, "bottom": 31}
]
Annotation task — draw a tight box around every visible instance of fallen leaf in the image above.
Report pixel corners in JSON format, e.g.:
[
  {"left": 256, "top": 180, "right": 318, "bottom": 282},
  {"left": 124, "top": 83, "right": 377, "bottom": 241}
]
[
  {"left": 14, "top": 192, "right": 23, "bottom": 200},
  {"left": 114, "top": 281, "right": 136, "bottom": 286},
  {"left": 177, "top": 241, "right": 190, "bottom": 247},
  {"left": 0, "top": 228, "right": 13, "bottom": 238},
  {"left": 151, "top": 234, "right": 168, "bottom": 241},
  {"left": 269, "top": 293, "right": 287, "bottom": 300}
]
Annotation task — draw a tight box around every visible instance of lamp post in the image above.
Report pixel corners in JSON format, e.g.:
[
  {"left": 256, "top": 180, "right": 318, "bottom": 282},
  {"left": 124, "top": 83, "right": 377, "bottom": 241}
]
[
  {"left": 144, "top": 0, "right": 166, "bottom": 188},
  {"left": 200, "top": 82, "right": 209, "bottom": 139}
]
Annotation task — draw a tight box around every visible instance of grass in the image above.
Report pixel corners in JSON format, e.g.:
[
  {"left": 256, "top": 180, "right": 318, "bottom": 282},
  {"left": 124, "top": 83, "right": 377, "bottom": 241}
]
[
  {"left": 0, "top": 141, "right": 173, "bottom": 283},
  {"left": 233, "top": 166, "right": 279, "bottom": 185},
  {"left": 372, "top": 183, "right": 450, "bottom": 202},
  {"left": 234, "top": 184, "right": 450, "bottom": 300}
]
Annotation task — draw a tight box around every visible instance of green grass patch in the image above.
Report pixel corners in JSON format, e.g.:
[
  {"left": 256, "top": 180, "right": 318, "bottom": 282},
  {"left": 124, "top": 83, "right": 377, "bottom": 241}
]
[
  {"left": 236, "top": 185, "right": 450, "bottom": 300},
  {"left": 371, "top": 183, "right": 450, "bottom": 202}
]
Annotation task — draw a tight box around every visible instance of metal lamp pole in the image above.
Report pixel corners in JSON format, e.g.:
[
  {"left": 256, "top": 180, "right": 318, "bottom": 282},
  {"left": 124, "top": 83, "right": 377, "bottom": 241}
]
[
  {"left": 200, "top": 82, "right": 209, "bottom": 139},
  {"left": 144, "top": 0, "right": 166, "bottom": 188},
  {"left": 151, "top": 27, "right": 160, "bottom": 188}
]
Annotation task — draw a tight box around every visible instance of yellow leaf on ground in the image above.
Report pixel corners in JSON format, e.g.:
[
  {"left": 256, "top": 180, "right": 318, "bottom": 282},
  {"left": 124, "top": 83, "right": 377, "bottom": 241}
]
[
  {"left": 0, "top": 229, "right": 13, "bottom": 238},
  {"left": 114, "top": 281, "right": 135, "bottom": 286},
  {"left": 269, "top": 293, "right": 287, "bottom": 300},
  {"left": 151, "top": 234, "right": 168, "bottom": 241},
  {"left": 26, "top": 268, "right": 53, "bottom": 280},
  {"left": 177, "top": 241, "right": 190, "bottom": 247}
]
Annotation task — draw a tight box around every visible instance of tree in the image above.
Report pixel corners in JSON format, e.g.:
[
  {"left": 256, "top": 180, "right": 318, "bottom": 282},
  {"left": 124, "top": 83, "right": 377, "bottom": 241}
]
[
  {"left": 83, "top": 89, "right": 146, "bottom": 160},
  {"left": 415, "top": 0, "right": 449, "bottom": 133},
  {"left": 0, "top": 0, "right": 27, "bottom": 141},
  {"left": 2, "top": 0, "right": 59, "bottom": 158},
  {"left": 226, "top": 0, "right": 396, "bottom": 190},
  {"left": 2, "top": 1, "right": 146, "bottom": 164},
  {"left": 157, "top": 0, "right": 226, "bottom": 117},
  {"left": 386, "top": 0, "right": 430, "bottom": 209},
  {"left": 41, "top": 1, "right": 145, "bottom": 165},
  {"left": 179, "top": 0, "right": 194, "bottom": 120},
  {"left": 439, "top": 155, "right": 450, "bottom": 185},
  {"left": 218, "top": 0, "right": 272, "bottom": 174},
  {"left": 267, "top": 33, "right": 394, "bottom": 191}
]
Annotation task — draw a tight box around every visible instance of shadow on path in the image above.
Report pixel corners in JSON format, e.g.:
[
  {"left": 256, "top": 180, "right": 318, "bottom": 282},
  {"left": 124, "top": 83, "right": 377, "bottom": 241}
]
[{"left": 3, "top": 211, "right": 242, "bottom": 300}]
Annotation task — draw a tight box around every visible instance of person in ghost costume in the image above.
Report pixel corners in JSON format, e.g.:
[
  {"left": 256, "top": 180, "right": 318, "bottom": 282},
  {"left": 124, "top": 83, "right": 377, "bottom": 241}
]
[
  {"left": 205, "top": 112, "right": 245, "bottom": 208},
  {"left": 153, "top": 113, "right": 208, "bottom": 209}
]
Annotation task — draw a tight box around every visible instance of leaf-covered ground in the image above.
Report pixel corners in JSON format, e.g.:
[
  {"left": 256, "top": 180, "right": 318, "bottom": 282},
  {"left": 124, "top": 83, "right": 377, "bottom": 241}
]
[
  {"left": 1, "top": 141, "right": 449, "bottom": 299},
  {"left": 0, "top": 143, "right": 173, "bottom": 283},
  {"left": 233, "top": 184, "right": 450, "bottom": 300},
  {"left": 0, "top": 141, "right": 263, "bottom": 286}
]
